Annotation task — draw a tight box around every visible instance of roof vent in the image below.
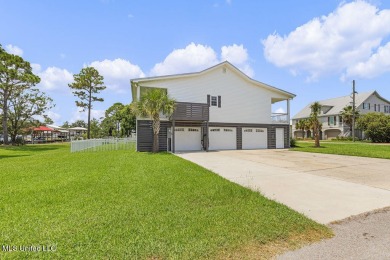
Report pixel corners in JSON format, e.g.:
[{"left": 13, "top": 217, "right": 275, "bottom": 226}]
[{"left": 222, "top": 67, "right": 226, "bottom": 73}]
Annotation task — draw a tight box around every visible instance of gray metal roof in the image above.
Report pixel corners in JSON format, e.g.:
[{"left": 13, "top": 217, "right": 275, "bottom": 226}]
[{"left": 292, "top": 91, "right": 379, "bottom": 119}]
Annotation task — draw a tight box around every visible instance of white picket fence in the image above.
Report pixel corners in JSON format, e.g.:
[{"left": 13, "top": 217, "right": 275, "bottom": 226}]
[{"left": 70, "top": 137, "right": 136, "bottom": 153}]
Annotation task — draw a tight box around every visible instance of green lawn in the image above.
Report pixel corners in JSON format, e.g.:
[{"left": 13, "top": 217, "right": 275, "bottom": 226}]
[
  {"left": 291, "top": 140, "right": 390, "bottom": 159},
  {"left": 0, "top": 144, "right": 330, "bottom": 259}
]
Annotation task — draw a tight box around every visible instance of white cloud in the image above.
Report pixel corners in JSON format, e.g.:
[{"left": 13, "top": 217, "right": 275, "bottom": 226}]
[
  {"left": 89, "top": 58, "right": 145, "bottom": 93},
  {"left": 150, "top": 43, "right": 219, "bottom": 76},
  {"left": 221, "top": 44, "right": 253, "bottom": 77},
  {"left": 275, "top": 107, "right": 286, "bottom": 113},
  {"left": 70, "top": 109, "right": 105, "bottom": 123},
  {"left": 151, "top": 42, "right": 254, "bottom": 77},
  {"left": 32, "top": 64, "right": 73, "bottom": 91},
  {"left": 46, "top": 110, "right": 62, "bottom": 124},
  {"left": 226, "top": 0, "right": 232, "bottom": 5},
  {"left": 5, "top": 44, "right": 23, "bottom": 56},
  {"left": 263, "top": 0, "right": 390, "bottom": 80},
  {"left": 344, "top": 41, "right": 390, "bottom": 79}
]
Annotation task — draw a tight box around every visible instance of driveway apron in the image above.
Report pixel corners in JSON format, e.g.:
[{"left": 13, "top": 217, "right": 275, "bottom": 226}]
[{"left": 176, "top": 150, "right": 390, "bottom": 224}]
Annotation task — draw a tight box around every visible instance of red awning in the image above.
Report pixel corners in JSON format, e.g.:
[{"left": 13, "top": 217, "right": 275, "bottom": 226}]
[{"left": 33, "top": 126, "right": 54, "bottom": 131}]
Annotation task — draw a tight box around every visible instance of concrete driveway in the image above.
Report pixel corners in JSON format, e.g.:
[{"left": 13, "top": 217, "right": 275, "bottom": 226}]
[{"left": 176, "top": 150, "right": 390, "bottom": 224}]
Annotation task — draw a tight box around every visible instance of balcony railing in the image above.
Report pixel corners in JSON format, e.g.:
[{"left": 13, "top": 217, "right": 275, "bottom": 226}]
[
  {"left": 271, "top": 113, "right": 289, "bottom": 124},
  {"left": 171, "top": 102, "right": 209, "bottom": 121}
]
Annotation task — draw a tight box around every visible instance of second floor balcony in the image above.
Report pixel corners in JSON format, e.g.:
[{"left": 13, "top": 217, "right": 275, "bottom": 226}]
[
  {"left": 171, "top": 102, "right": 209, "bottom": 121},
  {"left": 271, "top": 113, "right": 289, "bottom": 124}
]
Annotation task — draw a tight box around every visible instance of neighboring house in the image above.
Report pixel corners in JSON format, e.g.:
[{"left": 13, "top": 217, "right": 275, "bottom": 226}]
[
  {"left": 68, "top": 127, "right": 87, "bottom": 139},
  {"left": 131, "top": 61, "right": 295, "bottom": 152},
  {"left": 292, "top": 91, "right": 390, "bottom": 140}
]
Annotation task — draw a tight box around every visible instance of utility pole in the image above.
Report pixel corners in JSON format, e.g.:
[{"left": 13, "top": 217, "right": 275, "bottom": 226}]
[{"left": 352, "top": 80, "right": 356, "bottom": 142}]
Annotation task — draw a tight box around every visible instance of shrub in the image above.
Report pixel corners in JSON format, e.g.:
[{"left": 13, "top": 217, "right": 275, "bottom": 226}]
[
  {"left": 335, "top": 136, "right": 353, "bottom": 141},
  {"left": 357, "top": 113, "right": 390, "bottom": 143},
  {"left": 290, "top": 138, "right": 297, "bottom": 147}
]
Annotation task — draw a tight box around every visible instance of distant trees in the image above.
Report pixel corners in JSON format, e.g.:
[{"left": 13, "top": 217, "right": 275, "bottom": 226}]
[
  {"left": 357, "top": 113, "right": 390, "bottom": 143},
  {"left": 68, "top": 67, "right": 106, "bottom": 139},
  {"left": 131, "top": 89, "right": 175, "bottom": 152},
  {"left": 0, "top": 44, "right": 53, "bottom": 145},
  {"left": 310, "top": 102, "right": 322, "bottom": 147},
  {"left": 101, "top": 103, "right": 136, "bottom": 137},
  {"left": 7, "top": 88, "right": 53, "bottom": 142},
  {"left": 70, "top": 120, "right": 87, "bottom": 128},
  {"left": 56, "top": 102, "right": 136, "bottom": 140}
]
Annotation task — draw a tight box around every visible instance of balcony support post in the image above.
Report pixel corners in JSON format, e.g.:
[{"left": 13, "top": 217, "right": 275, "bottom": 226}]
[
  {"left": 172, "top": 119, "right": 175, "bottom": 153},
  {"left": 287, "top": 98, "right": 291, "bottom": 147}
]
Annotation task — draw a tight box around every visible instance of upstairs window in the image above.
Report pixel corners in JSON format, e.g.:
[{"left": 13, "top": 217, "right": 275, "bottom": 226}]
[
  {"left": 385, "top": 105, "right": 390, "bottom": 113},
  {"left": 328, "top": 116, "right": 336, "bottom": 126},
  {"left": 211, "top": 96, "right": 217, "bottom": 106},
  {"left": 363, "top": 103, "right": 371, "bottom": 110}
]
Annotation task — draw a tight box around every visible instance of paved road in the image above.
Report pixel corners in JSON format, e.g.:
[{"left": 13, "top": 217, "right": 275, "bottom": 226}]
[
  {"left": 177, "top": 150, "right": 390, "bottom": 224},
  {"left": 278, "top": 207, "right": 390, "bottom": 259}
]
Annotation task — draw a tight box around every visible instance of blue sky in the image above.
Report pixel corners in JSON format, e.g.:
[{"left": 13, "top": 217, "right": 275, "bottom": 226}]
[{"left": 1, "top": 0, "right": 390, "bottom": 125}]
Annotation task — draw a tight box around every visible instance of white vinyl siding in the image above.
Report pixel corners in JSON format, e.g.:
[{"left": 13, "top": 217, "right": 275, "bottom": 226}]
[
  {"left": 139, "top": 66, "right": 289, "bottom": 124},
  {"left": 242, "top": 128, "right": 267, "bottom": 149}
]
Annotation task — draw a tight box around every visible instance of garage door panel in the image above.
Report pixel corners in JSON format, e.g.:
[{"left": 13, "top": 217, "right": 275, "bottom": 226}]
[
  {"left": 209, "top": 127, "right": 236, "bottom": 150},
  {"left": 175, "top": 127, "right": 201, "bottom": 151},
  {"left": 242, "top": 128, "right": 267, "bottom": 149}
]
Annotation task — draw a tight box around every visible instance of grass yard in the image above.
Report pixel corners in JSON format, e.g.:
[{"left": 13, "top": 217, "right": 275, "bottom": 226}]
[
  {"left": 291, "top": 140, "right": 390, "bottom": 159},
  {"left": 0, "top": 144, "right": 331, "bottom": 259}
]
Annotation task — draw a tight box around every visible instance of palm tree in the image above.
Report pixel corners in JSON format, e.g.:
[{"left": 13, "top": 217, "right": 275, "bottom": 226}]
[
  {"left": 132, "top": 89, "right": 175, "bottom": 153},
  {"left": 295, "top": 120, "right": 304, "bottom": 138},
  {"left": 302, "top": 118, "right": 312, "bottom": 139},
  {"left": 340, "top": 105, "right": 359, "bottom": 133},
  {"left": 310, "top": 102, "right": 322, "bottom": 147}
]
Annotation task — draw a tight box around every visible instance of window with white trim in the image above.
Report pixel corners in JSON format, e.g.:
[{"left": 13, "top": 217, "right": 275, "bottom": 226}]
[{"left": 363, "top": 103, "right": 371, "bottom": 110}]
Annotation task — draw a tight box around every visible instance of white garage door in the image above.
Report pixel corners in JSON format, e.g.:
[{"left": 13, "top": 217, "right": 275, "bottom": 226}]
[
  {"left": 275, "top": 128, "right": 285, "bottom": 149},
  {"left": 209, "top": 127, "right": 236, "bottom": 150},
  {"left": 174, "top": 127, "right": 201, "bottom": 151},
  {"left": 242, "top": 128, "right": 267, "bottom": 149}
]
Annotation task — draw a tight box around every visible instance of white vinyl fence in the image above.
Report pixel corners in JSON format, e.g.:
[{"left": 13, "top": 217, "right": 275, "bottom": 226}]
[{"left": 71, "top": 137, "right": 136, "bottom": 153}]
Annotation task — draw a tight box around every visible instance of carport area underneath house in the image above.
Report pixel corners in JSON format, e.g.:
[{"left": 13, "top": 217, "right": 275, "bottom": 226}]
[{"left": 177, "top": 150, "right": 390, "bottom": 224}]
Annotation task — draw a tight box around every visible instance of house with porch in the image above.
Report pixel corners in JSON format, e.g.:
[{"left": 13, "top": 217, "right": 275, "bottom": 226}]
[
  {"left": 131, "top": 61, "right": 295, "bottom": 152},
  {"left": 292, "top": 91, "right": 390, "bottom": 140}
]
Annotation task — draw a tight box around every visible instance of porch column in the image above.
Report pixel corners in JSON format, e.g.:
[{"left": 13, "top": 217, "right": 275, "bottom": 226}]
[
  {"left": 136, "top": 84, "right": 141, "bottom": 100},
  {"left": 206, "top": 121, "right": 209, "bottom": 152},
  {"left": 172, "top": 119, "right": 175, "bottom": 153},
  {"left": 287, "top": 99, "right": 291, "bottom": 147}
]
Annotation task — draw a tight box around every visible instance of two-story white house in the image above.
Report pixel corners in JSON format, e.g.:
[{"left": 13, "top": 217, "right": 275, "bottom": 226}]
[
  {"left": 131, "top": 61, "right": 295, "bottom": 152},
  {"left": 292, "top": 91, "right": 390, "bottom": 140}
]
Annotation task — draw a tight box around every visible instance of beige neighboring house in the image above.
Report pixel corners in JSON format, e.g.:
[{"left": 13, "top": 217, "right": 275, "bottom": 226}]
[
  {"left": 68, "top": 127, "right": 87, "bottom": 139},
  {"left": 292, "top": 91, "right": 390, "bottom": 140}
]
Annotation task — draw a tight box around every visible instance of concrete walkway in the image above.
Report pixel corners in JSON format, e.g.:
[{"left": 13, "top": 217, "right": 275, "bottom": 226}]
[{"left": 177, "top": 150, "right": 390, "bottom": 224}]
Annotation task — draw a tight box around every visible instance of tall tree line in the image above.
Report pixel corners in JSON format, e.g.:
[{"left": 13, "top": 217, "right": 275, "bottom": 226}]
[{"left": 0, "top": 44, "right": 53, "bottom": 144}]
